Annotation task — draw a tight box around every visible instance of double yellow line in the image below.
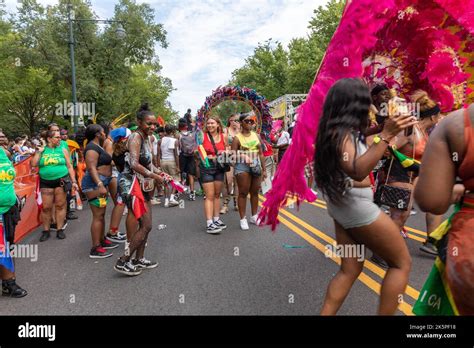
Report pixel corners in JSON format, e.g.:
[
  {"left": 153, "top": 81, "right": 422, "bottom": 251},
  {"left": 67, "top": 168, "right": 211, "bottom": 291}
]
[
  {"left": 258, "top": 195, "right": 420, "bottom": 316},
  {"left": 309, "top": 199, "right": 427, "bottom": 242}
]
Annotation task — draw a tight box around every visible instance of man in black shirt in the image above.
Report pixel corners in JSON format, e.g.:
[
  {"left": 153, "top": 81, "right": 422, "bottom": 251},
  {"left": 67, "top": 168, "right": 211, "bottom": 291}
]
[{"left": 184, "top": 108, "right": 193, "bottom": 131}]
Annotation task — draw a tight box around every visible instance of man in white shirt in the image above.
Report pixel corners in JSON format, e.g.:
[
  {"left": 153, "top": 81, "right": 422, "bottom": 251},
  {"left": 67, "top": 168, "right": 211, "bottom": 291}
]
[
  {"left": 159, "top": 125, "right": 180, "bottom": 207},
  {"left": 274, "top": 128, "right": 290, "bottom": 164}
]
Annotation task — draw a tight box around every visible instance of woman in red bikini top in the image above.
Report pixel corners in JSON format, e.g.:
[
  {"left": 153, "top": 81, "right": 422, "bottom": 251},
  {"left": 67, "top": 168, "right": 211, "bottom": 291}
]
[
  {"left": 415, "top": 104, "right": 474, "bottom": 315},
  {"left": 383, "top": 91, "right": 442, "bottom": 236}
]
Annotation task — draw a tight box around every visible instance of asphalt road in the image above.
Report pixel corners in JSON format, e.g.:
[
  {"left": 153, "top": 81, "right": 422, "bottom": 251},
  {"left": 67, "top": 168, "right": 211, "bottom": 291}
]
[{"left": 0, "top": 192, "right": 440, "bottom": 316}]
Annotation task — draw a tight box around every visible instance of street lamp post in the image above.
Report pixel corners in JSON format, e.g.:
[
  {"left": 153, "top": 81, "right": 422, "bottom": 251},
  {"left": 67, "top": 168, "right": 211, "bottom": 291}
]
[{"left": 67, "top": 4, "right": 125, "bottom": 133}]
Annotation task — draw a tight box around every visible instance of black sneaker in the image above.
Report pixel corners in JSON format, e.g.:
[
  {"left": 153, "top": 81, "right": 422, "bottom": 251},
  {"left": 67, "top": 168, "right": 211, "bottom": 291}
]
[
  {"left": 370, "top": 254, "right": 388, "bottom": 269},
  {"left": 101, "top": 239, "right": 119, "bottom": 250},
  {"left": 90, "top": 245, "right": 113, "bottom": 259},
  {"left": 50, "top": 223, "right": 57, "bottom": 231},
  {"left": 56, "top": 229, "right": 66, "bottom": 240},
  {"left": 39, "top": 231, "right": 50, "bottom": 242},
  {"left": 206, "top": 223, "right": 222, "bottom": 234},
  {"left": 213, "top": 219, "right": 227, "bottom": 230},
  {"left": 132, "top": 258, "right": 158, "bottom": 269},
  {"left": 66, "top": 211, "right": 78, "bottom": 220},
  {"left": 106, "top": 232, "right": 127, "bottom": 243},
  {"left": 420, "top": 238, "right": 438, "bottom": 256},
  {"left": 114, "top": 259, "right": 142, "bottom": 276},
  {"left": 2, "top": 279, "right": 27, "bottom": 298}
]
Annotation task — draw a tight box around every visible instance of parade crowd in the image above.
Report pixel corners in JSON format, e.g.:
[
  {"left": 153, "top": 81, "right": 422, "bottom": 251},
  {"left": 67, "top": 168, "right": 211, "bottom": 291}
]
[{"left": 0, "top": 82, "right": 472, "bottom": 317}]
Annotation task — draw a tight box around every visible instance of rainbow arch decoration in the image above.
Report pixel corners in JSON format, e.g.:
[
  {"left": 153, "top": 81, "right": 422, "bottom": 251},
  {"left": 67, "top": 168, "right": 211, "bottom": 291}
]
[{"left": 196, "top": 85, "right": 272, "bottom": 140}]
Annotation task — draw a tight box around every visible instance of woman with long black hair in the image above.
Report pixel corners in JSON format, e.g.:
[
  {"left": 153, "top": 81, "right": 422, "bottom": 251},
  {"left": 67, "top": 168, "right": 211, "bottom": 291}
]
[
  {"left": 314, "top": 78, "right": 416, "bottom": 315},
  {"left": 114, "top": 103, "right": 165, "bottom": 276}
]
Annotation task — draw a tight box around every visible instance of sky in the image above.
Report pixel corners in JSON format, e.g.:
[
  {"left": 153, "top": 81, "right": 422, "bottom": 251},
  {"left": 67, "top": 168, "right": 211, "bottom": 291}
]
[{"left": 4, "top": 0, "right": 329, "bottom": 117}]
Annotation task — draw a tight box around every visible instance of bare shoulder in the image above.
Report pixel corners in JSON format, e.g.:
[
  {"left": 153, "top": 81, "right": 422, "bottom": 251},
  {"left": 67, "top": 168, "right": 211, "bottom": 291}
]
[{"left": 438, "top": 108, "right": 466, "bottom": 156}]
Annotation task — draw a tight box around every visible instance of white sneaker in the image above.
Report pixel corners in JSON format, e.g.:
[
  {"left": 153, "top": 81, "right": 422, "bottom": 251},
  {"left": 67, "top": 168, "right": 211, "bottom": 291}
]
[
  {"left": 164, "top": 198, "right": 169, "bottom": 208},
  {"left": 240, "top": 218, "right": 249, "bottom": 230},
  {"left": 169, "top": 198, "right": 179, "bottom": 207},
  {"left": 249, "top": 214, "right": 260, "bottom": 225},
  {"left": 150, "top": 197, "right": 161, "bottom": 205}
]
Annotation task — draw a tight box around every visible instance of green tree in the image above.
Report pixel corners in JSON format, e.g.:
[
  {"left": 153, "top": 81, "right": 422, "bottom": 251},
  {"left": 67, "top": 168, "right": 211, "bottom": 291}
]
[
  {"left": 0, "top": 66, "right": 61, "bottom": 135},
  {"left": 230, "top": 40, "right": 290, "bottom": 101},
  {"left": 209, "top": 100, "right": 252, "bottom": 124},
  {"left": 1, "top": 0, "right": 174, "bottom": 133},
  {"left": 230, "top": 0, "right": 344, "bottom": 100},
  {"left": 308, "top": 0, "right": 345, "bottom": 51},
  {"left": 109, "top": 63, "right": 176, "bottom": 125}
]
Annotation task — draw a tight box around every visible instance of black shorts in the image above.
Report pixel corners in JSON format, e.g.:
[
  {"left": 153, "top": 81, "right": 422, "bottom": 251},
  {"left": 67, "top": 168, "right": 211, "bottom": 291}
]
[
  {"left": 199, "top": 163, "right": 224, "bottom": 184},
  {"left": 179, "top": 154, "right": 197, "bottom": 176},
  {"left": 40, "top": 175, "right": 71, "bottom": 191},
  {"left": 4, "top": 204, "right": 20, "bottom": 245}
]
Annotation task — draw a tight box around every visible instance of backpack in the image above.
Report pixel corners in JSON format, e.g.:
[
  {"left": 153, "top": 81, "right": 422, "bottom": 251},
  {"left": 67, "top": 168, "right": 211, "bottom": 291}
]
[{"left": 180, "top": 131, "right": 196, "bottom": 156}]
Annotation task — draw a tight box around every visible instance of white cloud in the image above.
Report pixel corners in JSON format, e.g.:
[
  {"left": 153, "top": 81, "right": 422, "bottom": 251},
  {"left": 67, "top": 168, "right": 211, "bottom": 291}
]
[
  {"left": 4, "top": 0, "right": 330, "bottom": 117},
  {"left": 154, "top": 0, "right": 329, "bottom": 117}
]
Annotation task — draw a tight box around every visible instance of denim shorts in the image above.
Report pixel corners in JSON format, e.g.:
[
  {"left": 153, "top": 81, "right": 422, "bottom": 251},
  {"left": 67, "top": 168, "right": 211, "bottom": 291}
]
[
  {"left": 200, "top": 163, "right": 224, "bottom": 184},
  {"left": 234, "top": 162, "right": 251, "bottom": 175},
  {"left": 235, "top": 158, "right": 261, "bottom": 176},
  {"left": 81, "top": 172, "right": 112, "bottom": 193}
]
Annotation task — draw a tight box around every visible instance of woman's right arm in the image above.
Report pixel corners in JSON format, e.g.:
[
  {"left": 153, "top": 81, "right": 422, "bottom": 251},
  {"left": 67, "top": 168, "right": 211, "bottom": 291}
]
[
  {"left": 30, "top": 148, "right": 43, "bottom": 167},
  {"left": 340, "top": 114, "right": 416, "bottom": 181}
]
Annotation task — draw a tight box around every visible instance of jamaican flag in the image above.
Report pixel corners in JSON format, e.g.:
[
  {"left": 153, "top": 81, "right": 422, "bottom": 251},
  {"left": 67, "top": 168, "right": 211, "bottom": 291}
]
[
  {"left": 389, "top": 146, "right": 420, "bottom": 174},
  {"left": 412, "top": 203, "right": 462, "bottom": 315}
]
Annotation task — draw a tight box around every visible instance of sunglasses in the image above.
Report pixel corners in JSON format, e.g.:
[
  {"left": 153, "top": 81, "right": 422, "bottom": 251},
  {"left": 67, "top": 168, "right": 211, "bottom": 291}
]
[{"left": 243, "top": 119, "right": 255, "bottom": 125}]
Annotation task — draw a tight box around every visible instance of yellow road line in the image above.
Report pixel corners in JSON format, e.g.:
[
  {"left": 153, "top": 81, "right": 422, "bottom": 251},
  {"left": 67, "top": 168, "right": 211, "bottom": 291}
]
[
  {"left": 314, "top": 200, "right": 430, "bottom": 238},
  {"left": 274, "top": 214, "right": 413, "bottom": 316},
  {"left": 307, "top": 201, "right": 425, "bottom": 242},
  {"left": 261, "top": 197, "right": 420, "bottom": 302},
  {"left": 405, "top": 226, "right": 428, "bottom": 237}
]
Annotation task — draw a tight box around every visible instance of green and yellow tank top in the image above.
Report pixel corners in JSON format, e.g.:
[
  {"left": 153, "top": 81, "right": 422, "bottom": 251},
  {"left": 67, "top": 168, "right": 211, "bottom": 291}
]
[
  {"left": 0, "top": 148, "right": 17, "bottom": 214},
  {"left": 39, "top": 146, "right": 69, "bottom": 180},
  {"left": 236, "top": 131, "right": 260, "bottom": 153}
]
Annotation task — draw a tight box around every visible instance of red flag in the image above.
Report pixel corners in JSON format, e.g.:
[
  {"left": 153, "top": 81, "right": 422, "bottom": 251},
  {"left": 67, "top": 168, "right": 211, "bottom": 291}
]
[
  {"left": 129, "top": 176, "right": 148, "bottom": 220},
  {"left": 35, "top": 175, "right": 43, "bottom": 218}
]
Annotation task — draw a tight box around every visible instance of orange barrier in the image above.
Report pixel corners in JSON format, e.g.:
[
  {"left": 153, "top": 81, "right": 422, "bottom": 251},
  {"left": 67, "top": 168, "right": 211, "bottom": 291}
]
[{"left": 13, "top": 157, "right": 41, "bottom": 242}]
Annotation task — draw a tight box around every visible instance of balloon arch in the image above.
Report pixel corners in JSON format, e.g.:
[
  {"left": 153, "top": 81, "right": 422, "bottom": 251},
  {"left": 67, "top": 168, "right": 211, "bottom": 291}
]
[{"left": 196, "top": 86, "right": 273, "bottom": 140}]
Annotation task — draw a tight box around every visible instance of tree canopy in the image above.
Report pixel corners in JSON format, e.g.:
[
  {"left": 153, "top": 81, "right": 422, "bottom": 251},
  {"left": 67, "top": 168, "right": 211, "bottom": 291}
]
[
  {"left": 230, "top": 0, "right": 344, "bottom": 102},
  {"left": 0, "top": 0, "right": 175, "bottom": 136}
]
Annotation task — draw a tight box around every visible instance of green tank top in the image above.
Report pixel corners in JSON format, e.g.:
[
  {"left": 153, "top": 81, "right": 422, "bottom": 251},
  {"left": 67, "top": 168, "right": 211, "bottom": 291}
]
[
  {"left": 39, "top": 146, "right": 69, "bottom": 180},
  {"left": 0, "top": 148, "right": 17, "bottom": 215},
  {"left": 236, "top": 131, "right": 260, "bottom": 152}
]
